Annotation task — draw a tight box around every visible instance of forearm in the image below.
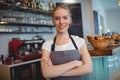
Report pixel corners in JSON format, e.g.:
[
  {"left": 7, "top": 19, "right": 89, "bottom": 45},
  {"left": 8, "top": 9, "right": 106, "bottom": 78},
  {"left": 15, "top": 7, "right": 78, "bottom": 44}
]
[
  {"left": 41, "top": 60, "right": 81, "bottom": 78},
  {"left": 61, "top": 63, "right": 92, "bottom": 76}
]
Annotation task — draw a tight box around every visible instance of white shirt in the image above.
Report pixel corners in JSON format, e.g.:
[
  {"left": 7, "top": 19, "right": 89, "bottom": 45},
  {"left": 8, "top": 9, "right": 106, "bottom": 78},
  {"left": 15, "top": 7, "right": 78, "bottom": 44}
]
[{"left": 42, "top": 35, "right": 85, "bottom": 53}]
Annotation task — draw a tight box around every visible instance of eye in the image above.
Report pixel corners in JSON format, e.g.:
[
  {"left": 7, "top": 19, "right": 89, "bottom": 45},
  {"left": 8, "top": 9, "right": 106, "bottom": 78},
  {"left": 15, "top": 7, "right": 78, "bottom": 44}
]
[
  {"left": 63, "top": 16, "right": 69, "bottom": 19},
  {"left": 54, "top": 17, "right": 60, "bottom": 21}
]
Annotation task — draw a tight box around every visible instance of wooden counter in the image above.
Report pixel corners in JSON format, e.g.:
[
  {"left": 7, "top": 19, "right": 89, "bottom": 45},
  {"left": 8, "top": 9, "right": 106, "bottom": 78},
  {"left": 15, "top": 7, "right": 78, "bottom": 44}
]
[{"left": 88, "top": 45, "right": 120, "bottom": 56}]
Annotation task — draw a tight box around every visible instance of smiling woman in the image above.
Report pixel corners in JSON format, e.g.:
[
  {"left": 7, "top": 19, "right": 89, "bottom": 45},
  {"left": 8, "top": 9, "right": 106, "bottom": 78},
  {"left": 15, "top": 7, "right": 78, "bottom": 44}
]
[
  {"left": 41, "top": 4, "right": 92, "bottom": 80},
  {"left": 56, "top": 3, "right": 83, "bottom": 37},
  {"left": 52, "top": 6, "right": 71, "bottom": 34}
]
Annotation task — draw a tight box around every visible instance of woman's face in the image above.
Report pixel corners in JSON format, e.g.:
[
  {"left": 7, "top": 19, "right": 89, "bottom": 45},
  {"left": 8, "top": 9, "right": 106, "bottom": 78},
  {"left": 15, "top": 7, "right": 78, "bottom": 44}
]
[{"left": 53, "top": 8, "right": 71, "bottom": 34}]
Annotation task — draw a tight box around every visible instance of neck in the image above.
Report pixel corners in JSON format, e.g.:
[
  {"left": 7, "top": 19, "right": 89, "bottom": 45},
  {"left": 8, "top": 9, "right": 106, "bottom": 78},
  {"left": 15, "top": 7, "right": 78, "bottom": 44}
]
[
  {"left": 56, "top": 32, "right": 69, "bottom": 39},
  {"left": 55, "top": 32, "right": 70, "bottom": 46}
]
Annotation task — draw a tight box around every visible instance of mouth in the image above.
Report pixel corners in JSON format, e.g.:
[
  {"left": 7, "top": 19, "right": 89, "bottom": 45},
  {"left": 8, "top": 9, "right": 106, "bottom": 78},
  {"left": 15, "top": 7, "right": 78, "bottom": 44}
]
[
  {"left": 58, "top": 25, "right": 65, "bottom": 29},
  {"left": 58, "top": 24, "right": 67, "bottom": 29}
]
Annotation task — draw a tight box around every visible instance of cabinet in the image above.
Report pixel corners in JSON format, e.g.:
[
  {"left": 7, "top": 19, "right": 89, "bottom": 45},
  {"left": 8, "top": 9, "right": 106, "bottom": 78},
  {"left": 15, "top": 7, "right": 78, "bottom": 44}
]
[
  {"left": 0, "top": 59, "right": 45, "bottom": 80},
  {"left": 0, "top": 3, "right": 54, "bottom": 34}
]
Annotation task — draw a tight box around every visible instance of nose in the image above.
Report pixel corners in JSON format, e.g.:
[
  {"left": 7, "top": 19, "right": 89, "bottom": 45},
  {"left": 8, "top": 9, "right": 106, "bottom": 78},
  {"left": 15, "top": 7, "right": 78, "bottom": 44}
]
[{"left": 59, "top": 18, "right": 64, "bottom": 24}]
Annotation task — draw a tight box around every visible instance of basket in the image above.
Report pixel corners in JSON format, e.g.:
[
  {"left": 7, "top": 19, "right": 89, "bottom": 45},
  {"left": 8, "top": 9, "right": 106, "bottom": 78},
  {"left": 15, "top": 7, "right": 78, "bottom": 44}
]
[{"left": 89, "top": 40, "right": 109, "bottom": 49}]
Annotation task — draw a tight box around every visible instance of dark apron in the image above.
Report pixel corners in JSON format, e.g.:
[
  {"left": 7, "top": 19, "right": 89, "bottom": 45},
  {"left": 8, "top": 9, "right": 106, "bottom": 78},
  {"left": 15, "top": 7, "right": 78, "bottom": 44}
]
[{"left": 50, "top": 36, "right": 82, "bottom": 80}]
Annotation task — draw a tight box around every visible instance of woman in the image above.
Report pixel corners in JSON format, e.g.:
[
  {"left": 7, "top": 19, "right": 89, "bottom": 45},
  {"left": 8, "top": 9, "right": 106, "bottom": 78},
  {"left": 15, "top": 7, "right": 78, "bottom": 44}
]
[{"left": 41, "top": 4, "right": 92, "bottom": 80}]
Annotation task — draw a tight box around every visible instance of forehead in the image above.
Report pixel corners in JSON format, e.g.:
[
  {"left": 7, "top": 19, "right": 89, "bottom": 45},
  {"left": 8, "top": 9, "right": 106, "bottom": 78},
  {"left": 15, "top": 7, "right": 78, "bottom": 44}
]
[{"left": 54, "top": 8, "right": 69, "bottom": 17}]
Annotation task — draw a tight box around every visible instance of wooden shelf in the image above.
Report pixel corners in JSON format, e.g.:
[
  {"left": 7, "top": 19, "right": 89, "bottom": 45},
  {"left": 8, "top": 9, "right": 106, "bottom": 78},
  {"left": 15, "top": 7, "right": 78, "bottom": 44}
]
[
  {"left": 0, "top": 3, "right": 51, "bottom": 15},
  {"left": 0, "top": 32, "right": 53, "bottom": 34},
  {"left": 0, "top": 22, "right": 54, "bottom": 27}
]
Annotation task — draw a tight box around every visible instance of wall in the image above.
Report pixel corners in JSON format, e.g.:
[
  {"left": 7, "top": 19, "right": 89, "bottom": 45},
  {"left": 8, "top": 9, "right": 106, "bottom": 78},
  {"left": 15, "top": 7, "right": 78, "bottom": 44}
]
[
  {"left": 106, "top": 9, "right": 120, "bottom": 33},
  {"left": 92, "top": 0, "right": 120, "bottom": 34},
  {"left": 0, "top": 0, "right": 94, "bottom": 56},
  {"left": 92, "top": 0, "right": 107, "bottom": 34}
]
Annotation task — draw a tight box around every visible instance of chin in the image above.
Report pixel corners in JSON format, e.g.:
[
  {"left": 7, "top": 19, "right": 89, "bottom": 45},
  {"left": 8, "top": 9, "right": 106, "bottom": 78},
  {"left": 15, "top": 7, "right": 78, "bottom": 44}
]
[{"left": 58, "top": 30, "right": 68, "bottom": 34}]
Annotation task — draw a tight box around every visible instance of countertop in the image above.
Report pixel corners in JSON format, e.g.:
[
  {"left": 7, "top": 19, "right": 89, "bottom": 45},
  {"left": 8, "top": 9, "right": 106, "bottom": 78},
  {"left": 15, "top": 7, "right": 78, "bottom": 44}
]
[
  {"left": 88, "top": 44, "right": 120, "bottom": 57},
  {"left": 0, "top": 58, "right": 41, "bottom": 68}
]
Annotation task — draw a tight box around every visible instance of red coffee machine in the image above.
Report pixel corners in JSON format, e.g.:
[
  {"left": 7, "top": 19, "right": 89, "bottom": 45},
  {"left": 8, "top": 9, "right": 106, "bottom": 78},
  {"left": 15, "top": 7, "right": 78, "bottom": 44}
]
[{"left": 8, "top": 38, "right": 44, "bottom": 61}]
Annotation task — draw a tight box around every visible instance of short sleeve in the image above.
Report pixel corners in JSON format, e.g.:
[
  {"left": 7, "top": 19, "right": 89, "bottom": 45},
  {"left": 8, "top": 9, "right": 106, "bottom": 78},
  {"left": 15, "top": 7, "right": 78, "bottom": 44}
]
[
  {"left": 72, "top": 35, "right": 85, "bottom": 49},
  {"left": 41, "top": 40, "right": 53, "bottom": 53}
]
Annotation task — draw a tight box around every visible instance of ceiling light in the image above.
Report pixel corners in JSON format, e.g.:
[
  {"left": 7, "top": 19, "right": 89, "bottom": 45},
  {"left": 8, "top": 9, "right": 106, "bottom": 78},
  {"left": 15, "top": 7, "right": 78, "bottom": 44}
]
[
  {"left": 63, "top": 0, "right": 76, "bottom": 3},
  {"left": 119, "top": 0, "right": 120, "bottom": 6}
]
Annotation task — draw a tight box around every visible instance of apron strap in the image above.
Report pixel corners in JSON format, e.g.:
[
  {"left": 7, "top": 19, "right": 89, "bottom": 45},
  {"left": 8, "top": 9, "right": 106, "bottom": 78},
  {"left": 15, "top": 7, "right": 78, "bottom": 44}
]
[
  {"left": 51, "top": 36, "right": 56, "bottom": 51},
  {"left": 51, "top": 35, "right": 78, "bottom": 51},
  {"left": 69, "top": 36, "right": 78, "bottom": 50}
]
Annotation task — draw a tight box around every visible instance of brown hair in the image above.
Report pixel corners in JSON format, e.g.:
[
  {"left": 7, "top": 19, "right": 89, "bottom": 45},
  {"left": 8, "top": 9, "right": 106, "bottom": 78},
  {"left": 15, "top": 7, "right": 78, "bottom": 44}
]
[{"left": 52, "top": 4, "right": 71, "bottom": 18}]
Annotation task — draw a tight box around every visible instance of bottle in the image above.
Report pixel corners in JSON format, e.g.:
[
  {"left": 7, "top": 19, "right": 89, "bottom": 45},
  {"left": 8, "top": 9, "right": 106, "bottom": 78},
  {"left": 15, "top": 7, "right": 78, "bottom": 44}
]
[
  {"left": 24, "top": 0, "right": 28, "bottom": 7},
  {"left": 1, "top": 54, "right": 4, "bottom": 64},
  {"left": 41, "top": 0, "right": 48, "bottom": 11},
  {"left": 40, "top": 0, "right": 44, "bottom": 10},
  {"left": 31, "top": 0, "right": 36, "bottom": 8},
  {"left": 27, "top": 0, "right": 32, "bottom": 8},
  {"left": 48, "top": 0, "right": 54, "bottom": 12},
  {"left": 21, "top": 0, "right": 26, "bottom": 7},
  {"left": 15, "top": 0, "right": 21, "bottom": 6},
  {"left": 5, "top": 0, "right": 15, "bottom": 4}
]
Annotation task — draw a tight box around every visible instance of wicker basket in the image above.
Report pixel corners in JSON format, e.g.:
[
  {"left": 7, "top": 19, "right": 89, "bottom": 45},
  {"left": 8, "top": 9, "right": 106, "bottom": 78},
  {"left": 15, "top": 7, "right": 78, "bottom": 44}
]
[{"left": 89, "top": 40, "right": 109, "bottom": 49}]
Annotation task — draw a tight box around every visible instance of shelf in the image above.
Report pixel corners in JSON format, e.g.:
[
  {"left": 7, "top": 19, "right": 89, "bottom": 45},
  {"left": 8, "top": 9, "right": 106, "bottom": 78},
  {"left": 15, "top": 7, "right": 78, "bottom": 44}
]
[
  {"left": 0, "top": 3, "right": 54, "bottom": 34},
  {"left": 0, "top": 32, "right": 53, "bottom": 34},
  {"left": 22, "top": 40, "right": 44, "bottom": 44},
  {"left": 0, "top": 22, "right": 54, "bottom": 27},
  {"left": 0, "top": 3, "right": 51, "bottom": 15}
]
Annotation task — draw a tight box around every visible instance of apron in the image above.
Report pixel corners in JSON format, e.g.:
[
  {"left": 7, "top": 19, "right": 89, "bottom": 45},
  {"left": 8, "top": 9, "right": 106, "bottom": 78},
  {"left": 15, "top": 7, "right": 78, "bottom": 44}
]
[{"left": 50, "top": 36, "right": 82, "bottom": 80}]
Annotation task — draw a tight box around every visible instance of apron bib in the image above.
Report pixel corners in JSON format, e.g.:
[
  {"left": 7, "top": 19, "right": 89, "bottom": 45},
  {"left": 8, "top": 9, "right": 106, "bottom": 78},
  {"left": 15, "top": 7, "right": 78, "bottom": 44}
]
[{"left": 50, "top": 36, "right": 82, "bottom": 80}]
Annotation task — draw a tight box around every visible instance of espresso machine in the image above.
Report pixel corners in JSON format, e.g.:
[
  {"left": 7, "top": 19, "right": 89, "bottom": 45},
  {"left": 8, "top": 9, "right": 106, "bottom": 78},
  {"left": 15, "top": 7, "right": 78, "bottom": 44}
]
[{"left": 8, "top": 38, "right": 44, "bottom": 61}]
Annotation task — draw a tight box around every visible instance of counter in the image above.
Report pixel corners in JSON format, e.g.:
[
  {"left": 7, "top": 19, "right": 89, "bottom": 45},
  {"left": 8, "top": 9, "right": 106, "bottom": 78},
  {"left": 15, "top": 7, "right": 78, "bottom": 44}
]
[
  {"left": 0, "top": 58, "right": 45, "bottom": 80},
  {"left": 81, "top": 45, "right": 120, "bottom": 80},
  {"left": 88, "top": 45, "right": 120, "bottom": 56},
  {"left": 0, "top": 58, "right": 41, "bottom": 68},
  {"left": 0, "top": 45, "right": 120, "bottom": 80}
]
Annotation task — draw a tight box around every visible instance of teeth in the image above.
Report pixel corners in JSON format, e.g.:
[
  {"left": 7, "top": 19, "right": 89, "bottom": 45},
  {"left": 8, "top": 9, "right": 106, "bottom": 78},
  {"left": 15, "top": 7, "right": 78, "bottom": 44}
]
[{"left": 60, "top": 25, "right": 64, "bottom": 27}]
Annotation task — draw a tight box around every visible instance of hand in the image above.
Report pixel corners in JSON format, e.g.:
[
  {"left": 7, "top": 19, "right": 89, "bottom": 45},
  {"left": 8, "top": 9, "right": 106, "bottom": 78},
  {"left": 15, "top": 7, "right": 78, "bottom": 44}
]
[
  {"left": 41, "top": 57, "right": 53, "bottom": 66},
  {"left": 41, "top": 59, "right": 49, "bottom": 65},
  {"left": 74, "top": 60, "right": 83, "bottom": 67}
]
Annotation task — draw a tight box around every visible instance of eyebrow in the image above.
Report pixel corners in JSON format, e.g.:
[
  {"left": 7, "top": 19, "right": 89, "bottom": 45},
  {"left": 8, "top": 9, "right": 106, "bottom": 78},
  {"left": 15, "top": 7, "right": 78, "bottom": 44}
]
[{"left": 54, "top": 15, "right": 69, "bottom": 17}]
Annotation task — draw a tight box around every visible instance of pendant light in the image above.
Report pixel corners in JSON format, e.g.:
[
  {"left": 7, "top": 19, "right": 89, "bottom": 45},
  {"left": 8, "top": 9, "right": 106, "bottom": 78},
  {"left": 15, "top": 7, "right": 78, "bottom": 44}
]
[{"left": 119, "top": 0, "right": 120, "bottom": 6}]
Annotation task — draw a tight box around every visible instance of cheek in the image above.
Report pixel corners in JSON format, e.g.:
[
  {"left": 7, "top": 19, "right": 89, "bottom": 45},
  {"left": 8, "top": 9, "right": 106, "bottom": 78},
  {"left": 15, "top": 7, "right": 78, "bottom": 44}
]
[
  {"left": 67, "top": 20, "right": 71, "bottom": 25},
  {"left": 53, "top": 20, "right": 59, "bottom": 25},
  {"left": 67, "top": 18, "right": 71, "bottom": 24}
]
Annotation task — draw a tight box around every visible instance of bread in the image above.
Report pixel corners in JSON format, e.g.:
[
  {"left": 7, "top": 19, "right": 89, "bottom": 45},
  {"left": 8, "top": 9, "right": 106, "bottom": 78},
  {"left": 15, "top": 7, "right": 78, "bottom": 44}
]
[
  {"left": 87, "top": 36, "right": 94, "bottom": 40},
  {"left": 112, "top": 33, "right": 119, "bottom": 40},
  {"left": 94, "top": 35, "right": 103, "bottom": 40}
]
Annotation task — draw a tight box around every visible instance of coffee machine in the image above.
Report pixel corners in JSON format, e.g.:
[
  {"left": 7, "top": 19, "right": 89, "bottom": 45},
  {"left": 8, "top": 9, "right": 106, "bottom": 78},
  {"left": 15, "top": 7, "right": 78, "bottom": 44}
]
[{"left": 8, "top": 38, "right": 44, "bottom": 61}]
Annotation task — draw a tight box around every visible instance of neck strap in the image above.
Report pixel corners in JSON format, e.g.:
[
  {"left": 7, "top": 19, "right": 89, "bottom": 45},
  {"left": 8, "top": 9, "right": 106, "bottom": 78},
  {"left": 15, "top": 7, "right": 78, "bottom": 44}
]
[{"left": 51, "top": 35, "right": 78, "bottom": 51}]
